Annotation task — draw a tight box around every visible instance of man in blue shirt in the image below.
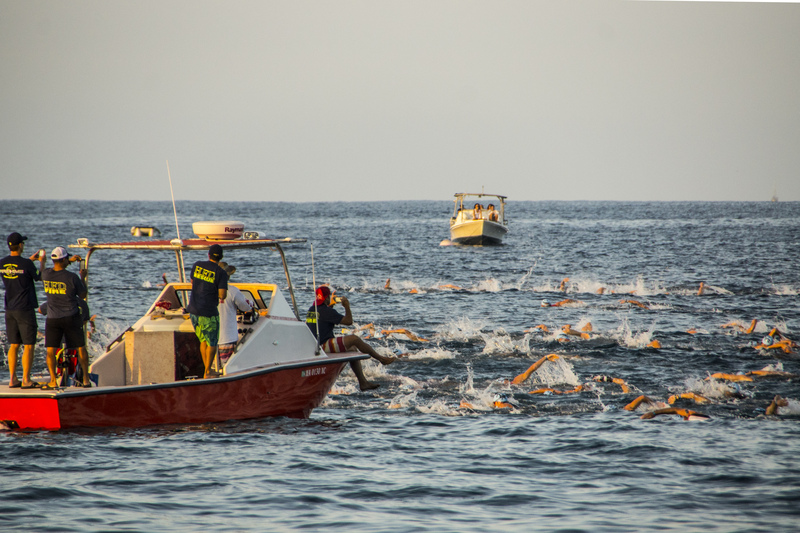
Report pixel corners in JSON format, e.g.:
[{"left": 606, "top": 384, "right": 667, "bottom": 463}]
[
  {"left": 1, "top": 232, "right": 45, "bottom": 388},
  {"left": 185, "top": 244, "right": 228, "bottom": 378}
]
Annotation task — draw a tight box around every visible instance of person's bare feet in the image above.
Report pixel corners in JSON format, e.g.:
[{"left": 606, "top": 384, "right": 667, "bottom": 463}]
[{"left": 376, "top": 355, "right": 396, "bottom": 365}]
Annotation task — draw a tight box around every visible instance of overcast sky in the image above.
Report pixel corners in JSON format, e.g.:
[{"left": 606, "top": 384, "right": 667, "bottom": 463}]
[{"left": 1, "top": 1, "right": 798, "bottom": 202}]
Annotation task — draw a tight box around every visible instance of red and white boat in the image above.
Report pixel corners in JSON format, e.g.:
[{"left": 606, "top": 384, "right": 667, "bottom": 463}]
[{"left": 0, "top": 226, "right": 365, "bottom": 431}]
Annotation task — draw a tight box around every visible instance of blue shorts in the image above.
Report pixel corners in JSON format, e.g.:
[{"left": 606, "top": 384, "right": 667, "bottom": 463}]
[{"left": 190, "top": 314, "right": 220, "bottom": 347}]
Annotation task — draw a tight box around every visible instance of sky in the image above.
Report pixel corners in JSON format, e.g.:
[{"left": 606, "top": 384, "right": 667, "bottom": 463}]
[{"left": 1, "top": 0, "right": 798, "bottom": 203}]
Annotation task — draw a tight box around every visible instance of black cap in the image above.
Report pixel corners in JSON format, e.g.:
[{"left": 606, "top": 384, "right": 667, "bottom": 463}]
[
  {"left": 7, "top": 232, "right": 27, "bottom": 246},
  {"left": 209, "top": 244, "right": 223, "bottom": 260}
]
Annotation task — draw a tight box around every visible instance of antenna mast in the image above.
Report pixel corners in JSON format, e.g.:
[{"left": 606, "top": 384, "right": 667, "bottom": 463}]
[{"left": 166, "top": 160, "right": 186, "bottom": 282}]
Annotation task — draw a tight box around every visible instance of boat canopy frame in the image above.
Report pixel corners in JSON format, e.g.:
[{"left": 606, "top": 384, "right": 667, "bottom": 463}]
[{"left": 69, "top": 237, "right": 308, "bottom": 320}]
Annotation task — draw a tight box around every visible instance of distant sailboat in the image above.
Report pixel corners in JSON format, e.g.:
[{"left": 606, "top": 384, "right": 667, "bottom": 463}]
[{"left": 771, "top": 185, "right": 778, "bottom": 202}]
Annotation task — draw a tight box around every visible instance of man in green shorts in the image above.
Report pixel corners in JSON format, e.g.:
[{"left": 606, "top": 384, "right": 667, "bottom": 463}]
[{"left": 185, "top": 244, "right": 228, "bottom": 378}]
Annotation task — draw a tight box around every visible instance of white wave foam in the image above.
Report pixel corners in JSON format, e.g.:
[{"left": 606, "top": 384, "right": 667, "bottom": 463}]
[
  {"left": 435, "top": 316, "right": 487, "bottom": 341},
  {"left": 404, "top": 347, "right": 456, "bottom": 360},
  {"left": 472, "top": 278, "right": 503, "bottom": 292},
  {"left": 777, "top": 399, "right": 800, "bottom": 415},
  {"left": 612, "top": 317, "right": 656, "bottom": 348},
  {"left": 772, "top": 284, "right": 798, "bottom": 296},
  {"left": 480, "top": 331, "right": 532, "bottom": 356}
]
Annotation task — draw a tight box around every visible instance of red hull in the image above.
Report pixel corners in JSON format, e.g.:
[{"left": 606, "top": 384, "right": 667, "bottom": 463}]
[{"left": 0, "top": 358, "right": 354, "bottom": 431}]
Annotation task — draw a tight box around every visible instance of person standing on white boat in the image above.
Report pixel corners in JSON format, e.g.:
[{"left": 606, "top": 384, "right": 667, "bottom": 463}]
[
  {"left": 1, "top": 232, "right": 46, "bottom": 389},
  {"left": 472, "top": 203, "right": 484, "bottom": 220},
  {"left": 185, "top": 244, "right": 228, "bottom": 379},
  {"left": 42, "top": 246, "right": 91, "bottom": 389},
  {"left": 306, "top": 286, "right": 395, "bottom": 391},
  {"left": 216, "top": 262, "right": 252, "bottom": 366}
]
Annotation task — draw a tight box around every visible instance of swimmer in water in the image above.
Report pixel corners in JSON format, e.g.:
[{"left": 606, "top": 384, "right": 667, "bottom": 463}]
[
  {"left": 755, "top": 328, "right": 796, "bottom": 354},
  {"left": 705, "top": 372, "right": 753, "bottom": 383},
  {"left": 511, "top": 353, "right": 560, "bottom": 385},
  {"left": 624, "top": 395, "right": 667, "bottom": 411},
  {"left": 668, "top": 392, "right": 710, "bottom": 405},
  {"left": 380, "top": 328, "right": 429, "bottom": 342},
  {"left": 746, "top": 369, "right": 796, "bottom": 378},
  {"left": 640, "top": 408, "right": 710, "bottom": 421},
  {"left": 720, "top": 319, "right": 758, "bottom": 334},
  {"left": 592, "top": 375, "right": 630, "bottom": 393},
  {"left": 619, "top": 299, "right": 649, "bottom": 310},
  {"left": 541, "top": 298, "right": 582, "bottom": 308},
  {"left": 766, "top": 395, "right": 789, "bottom": 416},
  {"left": 561, "top": 324, "right": 591, "bottom": 340},
  {"left": 529, "top": 384, "right": 584, "bottom": 395}
]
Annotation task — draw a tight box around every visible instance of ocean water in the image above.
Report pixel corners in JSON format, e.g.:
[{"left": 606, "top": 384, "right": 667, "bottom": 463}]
[{"left": 0, "top": 200, "right": 798, "bottom": 532}]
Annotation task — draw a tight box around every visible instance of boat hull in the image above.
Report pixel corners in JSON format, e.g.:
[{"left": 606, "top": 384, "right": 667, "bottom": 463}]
[
  {"left": 450, "top": 220, "right": 508, "bottom": 245},
  {"left": 0, "top": 355, "right": 360, "bottom": 431}
]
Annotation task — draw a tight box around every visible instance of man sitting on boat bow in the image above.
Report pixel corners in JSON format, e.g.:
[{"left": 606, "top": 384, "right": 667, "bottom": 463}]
[{"left": 306, "top": 286, "right": 395, "bottom": 391}]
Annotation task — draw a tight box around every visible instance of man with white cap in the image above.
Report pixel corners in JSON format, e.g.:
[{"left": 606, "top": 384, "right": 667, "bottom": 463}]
[
  {"left": 0, "top": 232, "right": 46, "bottom": 388},
  {"left": 41, "top": 246, "right": 91, "bottom": 389}
]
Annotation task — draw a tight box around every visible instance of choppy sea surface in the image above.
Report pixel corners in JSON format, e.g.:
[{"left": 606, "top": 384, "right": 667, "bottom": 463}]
[{"left": 0, "top": 200, "right": 798, "bottom": 532}]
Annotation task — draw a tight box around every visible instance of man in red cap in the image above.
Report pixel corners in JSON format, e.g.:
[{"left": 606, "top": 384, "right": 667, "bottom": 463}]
[
  {"left": 1, "top": 232, "right": 46, "bottom": 388},
  {"left": 306, "top": 285, "right": 395, "bottom": 390}
]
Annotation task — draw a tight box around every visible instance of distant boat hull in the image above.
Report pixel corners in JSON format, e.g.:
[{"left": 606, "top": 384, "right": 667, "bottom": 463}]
[
  {"left": 0, "top": 356, "right": 356, "bottom": 431},
  {"left": 450, "top": 219, "right": 508, "bottom": 245}
]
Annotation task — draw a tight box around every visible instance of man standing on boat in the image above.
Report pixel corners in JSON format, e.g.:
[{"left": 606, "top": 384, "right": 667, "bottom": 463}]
[
  {"left": 185, "top": 244, "right": 228, "bottom": 378},
  {"left": 1, "top": 232, "right": 46, "bottom": 388},
  {"left": 306, "top": 285, "right": 394, "bottom": 391},
  {"left": 42, "top": 246, "right": 92, "bottom": 389}
]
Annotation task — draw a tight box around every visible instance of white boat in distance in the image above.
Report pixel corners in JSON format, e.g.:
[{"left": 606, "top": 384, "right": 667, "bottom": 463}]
[{"left": 449, "top": 192, "right": 509, "bottom": 245}]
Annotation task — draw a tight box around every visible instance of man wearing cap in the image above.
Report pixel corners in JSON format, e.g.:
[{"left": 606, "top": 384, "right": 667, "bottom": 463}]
[
  {"left": 185, "top": 244, "right": 228, "bottom": 378},
  {"left": 306, "top": 286, "right": 395, "bottom": 391},
  {"left": 1, "top": 232, "right": 46, "bottom": 388},
  {"left": 41, "top": 246, "right": 91, "bottom": 389}
]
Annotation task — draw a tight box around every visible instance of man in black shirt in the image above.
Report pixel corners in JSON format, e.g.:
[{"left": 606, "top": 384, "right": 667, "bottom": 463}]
[
  {"left": 42, "top": 246, "right": 91, "bottom": 389},
  {"left": 306, "top": 286, "right": 395, "bottom": 390},
  {"left": 1, "top": 232, "right": 45, "bottom": 388},
  {"left": 185, "top": 244, "right": 228, "bottom": 378}
]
